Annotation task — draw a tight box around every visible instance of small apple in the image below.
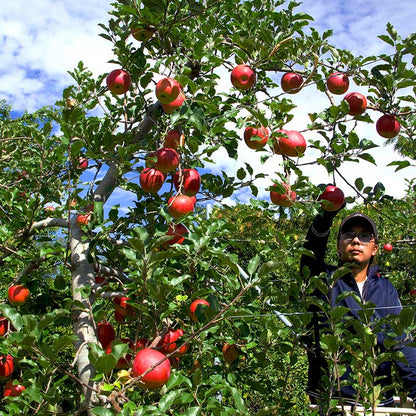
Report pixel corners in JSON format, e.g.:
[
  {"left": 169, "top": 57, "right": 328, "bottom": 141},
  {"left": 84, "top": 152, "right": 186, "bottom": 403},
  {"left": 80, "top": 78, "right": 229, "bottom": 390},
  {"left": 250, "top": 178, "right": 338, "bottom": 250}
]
[
  {"left": 156, "top": 78, "right": 181, "bottom": 104},
  {"left": 106, "top": 69, "right": 132, "bottom": 95},
  {"left": 3, "top": 379, "right": 25, "bottom": 397},
  {"left": 8, "top": 284, "right": 29, "bottom": 306},
  {"left": 77, "top": 157, "right": 89, "bottom": 170},
  {"left": 230, "top": 64, "right": 256, "bottom": 90},
  {"left": 270, "top": 183, "right": 296, "bottom": 207},
  {"left": 163, "top": 223, "right": 189, "bottom": 248},
  {"left": 168, "top": 195, "right": 195, "bottom": 218},
  {"left": 376, "top": 114, "right": 401, "bottom": 138},
  {"left": 0, "top": 318, "right": 9, "bottom": 337},
  {"left": 113, "top": 296, "right": 135, "bottom": 318},
  {"left": 276, "top": 130, "right": 306, "bottom": 157},
  {"left": 140, "top": 168, "right": 165, "bottom": 193},
  {"left": 159, "top": 328, "right": 188, "bottom": 357},
  {"left": 132, "top": 348, "right": 171, "bottom": 389},
  {"left": 318, "top": 185, "right": 345, "bottom": 212},
  {"left": 161, "top": 91, "right": 186, "bottom": 114},
  {"left": 97, "top": 322, "right": 116, "bottom": 350},
  {"left": 164, "top": 130, "right": 184, "bottom": 149},
  {"left": 77, "top": 213, "right": 91, "bottom": 226},
  {"left": 281, "top": 72, "right": 303, "bottom": 94},
  {"left": 410, "top": 289, "right": 416, "bottom": 297},
  {"left": 343, "top": 92, "right": 367, "bottom": 116},
  {"left": 173, "top": 168, "right": 201, "bottom": 196},
  {"left": 44, "top": 205, "right": 55, "bottom": 213},
  {"left": 0, "top": 355, "right": 14, "bottom": 380},
  {"left": 190, "top": 299, "right": 210, "bottom": 322},
  {"left": 95, "top": 275, "right": 108, "bottom": 285},
  {"left": 222, "top": 343, "right": 240, "bottom": 364},
  {"left": 243, "top": 126, "right": 269, "bottom": 150},
  {"left": 383, "top": 243, "right": 393, "bottom": 253},
  {"left": 148, "top": 148, "right": 180, "bottom": 174},
  {"left": 131, "top": 26, "right": 153, "bottom": 42},
  {"left": 326, "top": 72, "right": 349, "bottom": 95}
]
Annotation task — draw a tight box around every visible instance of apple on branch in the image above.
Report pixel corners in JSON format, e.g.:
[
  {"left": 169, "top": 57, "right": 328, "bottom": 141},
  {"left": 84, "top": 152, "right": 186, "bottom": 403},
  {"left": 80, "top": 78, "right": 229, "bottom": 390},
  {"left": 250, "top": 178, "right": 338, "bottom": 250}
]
[
  {"left": 140, "top": 167, "right": 165, "bottom": 193},
  {"left": 318, "top": 185, "right": 345, "bottom": 212},
  {"left": 106, "top": 69, "right": 132, "bottom": 95},
  {"left": 270, "top": 183, "right": 296, "bottom": 207},
  {"left": 281, "top": 72, "right": 303, "bottom": 94},
  {"left": 173, "top": 168, "right": 201, "bottom": 196},
  {"left": 156, "top": 78, "right": 181, "bottom": 104},
  {"left": 230, "top": 64, "right": 256, "bottom": 90},
  {"left": 343, "top": 92, "right": 367, "bottom": 116},
  {"left": 243, "top": 126, "right": 269, "bottom": 150},
  {"left": 132, "top": 348, "right": 171, "bottom": 389},
  {"left": 276, "top": 129, "right": 306, "bottom": 157},
  {"left": 326, "top": 72, "right": 349, "bottom": 95},
  {"left": 167, "top": 194, "right": 195, "bottom": 219},
  {"left": 376, "top": 114, "right": 401, "bottom": 138}
]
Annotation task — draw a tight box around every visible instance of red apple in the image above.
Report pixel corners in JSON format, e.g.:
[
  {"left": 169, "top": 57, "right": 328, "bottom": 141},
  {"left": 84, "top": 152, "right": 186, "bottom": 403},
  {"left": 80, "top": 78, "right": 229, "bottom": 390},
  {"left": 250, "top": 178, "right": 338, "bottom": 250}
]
[
  {"left": 106, "top": 69, "right": 132, "bottom": 95},
  {"left": 326, "top": 72, "right": 349, "bottom": 95},
  {"left": 383, "top": 243, "right": 393, "bottom": 253},
  {"left": 156, "top": 78, "right": 181, "bottom": 104},
  {"left": 77, "top": 213, "right": 91, "bottom": 226},
  {"left": 159, "top": 328, "right": 188, "bottom": 357},
  {"left": 149, "top": 148, "right": 180, "bottom": 174},
  {"left": 222, "top": 343, "right": 240, "bottom": 364},
  {"left": 161, "top": 91, "right": 186, "bottom": 114},
  {"left": 230, "top": 64, "right": 256, "bottom": 90},
  {"left": 140, "top": 168, "right": 165, "bottom": 193},
  {"left": 376, "top": 114, "right": 401, "bottom": 138},
  {"left": 190, "top": 299, "right": 210, "bottom": 322},
  {"left": 270, "top": 183, "right": 296, "bottom": 207},
  {"left": 243, "top": 126, "right": 269, "bottom": 150},
  {"left": 3, "top": 379, "right": 25, "bottom": 397},
  {"left": 131, "top": 27, "right": 153, "bottom": 42},
  {"left": 95, "top": 275, "right": 107, "bottom": 285},
  {"left": 97, "top": 322, "right": 116, "bottom": 350},
  {"left": 410, "top": 289, "right": 416, "bottom": 297},
  {"left": 132, "top": 348, "right": 171, "bottom": 389},
  {"left": 44, "top": 205, "right": 55, "bottom": 213},
  {"left": 0, "top": 318, "right": 8, "bottom": 337},
  {"left": 168, "top": 195, "right": 195, "bottom": 218},
  {"left": 77, "top": 157, "right": 89, "bottom": 170},
  {"left": 318, "top": 185, "right": 345, "bottom": 212},
  {"left": 163, "top": 223, "right": 189, "bottom": 248},
  {"left": 0, "top": 355, "right": 13, "bottom": 380},
  {"left": 8, "top": 285, "right": 29, "bottom": 306},
  {"left": 164, "top": 130, "right": 184, "bottom": 149},
  {"left": 113, "top": 296, "right": 135, "bottom": 317},
  {"left": 276, "top": 130, "right": 306, "bottom": 157},
  {"left": 173, "top": 168, "right": 201, "bottom": 196},
  {"left": 115, "top": 338, "right": 147, "bottom": 369},
  {"left": 281, "top": 72, "right": 303, "bottom": 94},
  {"left": 343, "top": 92, "right": 367, "bottom": 116}
]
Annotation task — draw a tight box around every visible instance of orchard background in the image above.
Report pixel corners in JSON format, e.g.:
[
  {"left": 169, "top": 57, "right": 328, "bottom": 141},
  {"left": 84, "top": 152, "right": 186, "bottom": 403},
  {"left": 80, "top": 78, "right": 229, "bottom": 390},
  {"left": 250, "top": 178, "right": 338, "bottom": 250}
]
[{"left": 0, "top": 0, "right": 415, "bottom": 415}]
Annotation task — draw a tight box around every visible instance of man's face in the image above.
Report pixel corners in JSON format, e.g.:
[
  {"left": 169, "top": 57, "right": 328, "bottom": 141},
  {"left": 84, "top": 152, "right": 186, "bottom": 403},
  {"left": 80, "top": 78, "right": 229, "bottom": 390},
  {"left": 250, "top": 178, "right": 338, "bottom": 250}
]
[{"left": 337, "top": 225, "right": 378, "bottom": 267}]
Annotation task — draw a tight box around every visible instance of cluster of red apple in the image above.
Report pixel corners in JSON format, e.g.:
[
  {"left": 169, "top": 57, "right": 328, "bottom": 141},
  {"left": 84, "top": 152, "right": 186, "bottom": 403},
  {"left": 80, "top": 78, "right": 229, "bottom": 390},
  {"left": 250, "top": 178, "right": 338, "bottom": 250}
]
[
  {"left": 0, "top": 285, "right": 30, "bottom": 398},
  {"left": 230, "top": 64, "right": 401, "bottom": 209},
  {"left": 92, "top": 296, "right": 236, "bottom": 389}
]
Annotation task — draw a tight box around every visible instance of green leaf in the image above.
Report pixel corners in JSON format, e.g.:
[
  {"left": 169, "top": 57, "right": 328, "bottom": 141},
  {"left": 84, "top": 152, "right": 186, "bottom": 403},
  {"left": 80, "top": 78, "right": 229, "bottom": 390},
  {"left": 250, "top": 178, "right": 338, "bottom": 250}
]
[
  {"left": 92, "top": 408, "right": 115, "bottom": 416},
  {"left": 247, "top": 255, "right": 260, "bottom": 277},
  {"left": 53, "top": 335, "right": 78, "bottom": 353},
  {"left": 0, "top": 304, "right": 22, "bottom": 331},
  {"left": 229, "top": 386, "right": 245, "bottom": 412},
  {"left": 158, "top": 389, "right": 184, "bottom": 412},
  {"left": 257, "top": 261, "right": 280, "bottom": 280}
]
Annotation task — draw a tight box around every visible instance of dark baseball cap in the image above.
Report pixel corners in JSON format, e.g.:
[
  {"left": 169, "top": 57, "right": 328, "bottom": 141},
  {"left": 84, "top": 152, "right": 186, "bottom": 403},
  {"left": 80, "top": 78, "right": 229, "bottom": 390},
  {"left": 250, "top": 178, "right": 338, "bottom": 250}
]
[{"left": 338, "top": 212, "right": 378, "bottom": 242}]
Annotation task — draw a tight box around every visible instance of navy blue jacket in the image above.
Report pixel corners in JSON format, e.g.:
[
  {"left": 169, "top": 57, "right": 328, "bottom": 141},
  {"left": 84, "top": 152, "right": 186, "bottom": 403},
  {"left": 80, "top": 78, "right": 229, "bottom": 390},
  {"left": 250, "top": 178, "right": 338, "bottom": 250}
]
[{"left": 301, "top": 212, "right": 416, "bottom": 402}]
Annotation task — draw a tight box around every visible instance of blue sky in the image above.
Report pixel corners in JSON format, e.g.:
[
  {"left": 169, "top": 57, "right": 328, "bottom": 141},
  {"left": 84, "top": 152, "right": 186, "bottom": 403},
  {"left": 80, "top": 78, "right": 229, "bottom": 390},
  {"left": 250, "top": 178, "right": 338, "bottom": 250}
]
[{"left": 0, "top": 0, "right": 415, "bottom": 203}]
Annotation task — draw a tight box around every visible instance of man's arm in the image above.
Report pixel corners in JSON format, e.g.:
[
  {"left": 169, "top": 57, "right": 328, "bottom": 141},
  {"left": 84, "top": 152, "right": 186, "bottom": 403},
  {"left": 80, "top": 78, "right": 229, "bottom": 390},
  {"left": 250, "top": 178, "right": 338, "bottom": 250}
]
[{"left": 300, "top": 210, "right": 339, "bottom": 278}]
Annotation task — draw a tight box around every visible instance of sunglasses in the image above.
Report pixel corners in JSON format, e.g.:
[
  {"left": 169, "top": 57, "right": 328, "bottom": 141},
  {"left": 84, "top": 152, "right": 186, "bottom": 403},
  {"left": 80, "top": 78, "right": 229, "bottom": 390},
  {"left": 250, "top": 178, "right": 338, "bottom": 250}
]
[{"left": 340, "top": 231, "right": 375, "bottom": 244}]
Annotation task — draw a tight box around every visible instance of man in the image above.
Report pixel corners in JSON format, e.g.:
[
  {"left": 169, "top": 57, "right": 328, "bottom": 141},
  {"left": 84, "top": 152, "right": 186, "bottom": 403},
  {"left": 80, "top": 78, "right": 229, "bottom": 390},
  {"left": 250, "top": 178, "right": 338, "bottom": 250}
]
[{"left": 301, "top": 209, "right": 416, "bottom": 406}]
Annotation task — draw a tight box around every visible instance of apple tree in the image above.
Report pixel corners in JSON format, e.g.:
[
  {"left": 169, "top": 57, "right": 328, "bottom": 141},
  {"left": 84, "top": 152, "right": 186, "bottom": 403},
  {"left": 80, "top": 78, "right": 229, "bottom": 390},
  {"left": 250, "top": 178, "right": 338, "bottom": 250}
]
[{"left": 0, "top": 0, "right": 415, "bottom": 415}]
